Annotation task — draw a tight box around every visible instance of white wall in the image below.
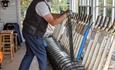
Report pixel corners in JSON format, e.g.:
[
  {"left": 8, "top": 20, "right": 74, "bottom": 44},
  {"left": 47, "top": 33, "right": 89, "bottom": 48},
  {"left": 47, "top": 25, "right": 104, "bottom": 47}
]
[{"left": 0, "top": 0, "right": 20, "bottom": 24}]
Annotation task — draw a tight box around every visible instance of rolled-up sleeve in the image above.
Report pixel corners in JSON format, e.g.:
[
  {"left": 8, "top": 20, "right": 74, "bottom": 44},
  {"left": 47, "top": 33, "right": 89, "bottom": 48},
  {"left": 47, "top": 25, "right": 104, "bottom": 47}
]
[{"left": 35, "top": 2, "right": 50, "bottom": 17}]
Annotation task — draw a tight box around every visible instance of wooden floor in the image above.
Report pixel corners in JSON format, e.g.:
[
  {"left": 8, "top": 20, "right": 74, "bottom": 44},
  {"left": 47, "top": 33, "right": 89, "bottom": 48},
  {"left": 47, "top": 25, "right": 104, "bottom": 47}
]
[
  {"left": 1, "top": 43, "right": 115, "bottom": 70},
  {"left": 2, "top": 43, "right": 53, "bottom": 70}
]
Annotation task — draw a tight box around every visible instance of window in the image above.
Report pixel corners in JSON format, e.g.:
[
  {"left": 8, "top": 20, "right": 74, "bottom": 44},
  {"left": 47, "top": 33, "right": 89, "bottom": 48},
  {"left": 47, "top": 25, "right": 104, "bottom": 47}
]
[
  {"left": 78, "top": 0, "right": 115, "bottom": 22},
  {"left": 96, "top": 0, "right": 114, "bottom": 22},
  {"left": 96, "top": 0, "right": 104, "bottom": 16},
  {"left": 50, "top": 0, "right": 68, "bottom": 13},
  {"left": 79, "top": 0, "right": 92, "bottom": 15}
]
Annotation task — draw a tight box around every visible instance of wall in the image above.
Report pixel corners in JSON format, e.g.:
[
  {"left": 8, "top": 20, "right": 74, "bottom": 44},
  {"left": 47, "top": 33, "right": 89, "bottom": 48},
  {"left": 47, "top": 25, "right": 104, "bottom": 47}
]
[{"left": 0, "top": 0, "right": 20, "bottom": 24}]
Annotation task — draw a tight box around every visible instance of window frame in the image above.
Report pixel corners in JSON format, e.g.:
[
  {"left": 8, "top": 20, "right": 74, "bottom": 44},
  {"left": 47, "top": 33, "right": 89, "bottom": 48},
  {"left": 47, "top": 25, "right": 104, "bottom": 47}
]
[{"left": 78, "top": 0, "right": 115, "bottom": 22}]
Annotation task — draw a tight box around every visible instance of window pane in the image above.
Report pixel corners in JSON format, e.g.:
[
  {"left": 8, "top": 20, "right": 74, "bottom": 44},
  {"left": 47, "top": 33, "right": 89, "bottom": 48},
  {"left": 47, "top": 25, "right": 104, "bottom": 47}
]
[
  {"left": 51, "top": 5, "right": 60, "bottom": 13},
  {"left": 106, "top": 0, "right": 112, "bottom": 6},
  {"left": 51, "top": 0, "right": 58, "bottom": 5},
  {"left": 106, "top": 8, "right": 112, "bottom": 17},
  {"left": 51, "top": 0, "right": 68, "bottom": 13},
  {"left": 96, "top": 0, "right": 104, "bottom": 6},
  {"left": 98, "top": 7, "right": 103, "bottom": 15}
]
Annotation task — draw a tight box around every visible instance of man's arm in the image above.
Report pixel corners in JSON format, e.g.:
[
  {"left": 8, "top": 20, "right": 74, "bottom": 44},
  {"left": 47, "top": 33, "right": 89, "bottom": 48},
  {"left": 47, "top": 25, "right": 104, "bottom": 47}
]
[
  {"left": 43, "top": 13, "right": 67, "bottom": 26},
  {"left": 51, "top": 13, "right": 61, "bottom": 18},
  {"left": 35, "top": 2, "right": 67, "bottom": 26}
]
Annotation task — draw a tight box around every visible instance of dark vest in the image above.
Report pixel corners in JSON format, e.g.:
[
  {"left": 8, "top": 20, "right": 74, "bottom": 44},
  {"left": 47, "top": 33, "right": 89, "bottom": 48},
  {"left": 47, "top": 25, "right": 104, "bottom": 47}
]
[{"left": 23, "top": 0, "right": 49, "bottom": 36}]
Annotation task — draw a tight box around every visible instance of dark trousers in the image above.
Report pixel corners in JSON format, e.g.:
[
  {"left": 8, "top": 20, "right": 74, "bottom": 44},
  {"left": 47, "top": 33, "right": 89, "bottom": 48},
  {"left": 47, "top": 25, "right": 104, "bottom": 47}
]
[{"left": 19, "top": 30, "right": 47, "bottom": 70}]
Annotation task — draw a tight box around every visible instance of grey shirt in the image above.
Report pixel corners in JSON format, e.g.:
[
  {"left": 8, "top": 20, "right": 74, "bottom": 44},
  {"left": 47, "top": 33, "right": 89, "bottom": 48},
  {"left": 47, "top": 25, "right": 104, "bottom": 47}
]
[{"left": 35, "top": 1, "right": 50, "bottom": 17}]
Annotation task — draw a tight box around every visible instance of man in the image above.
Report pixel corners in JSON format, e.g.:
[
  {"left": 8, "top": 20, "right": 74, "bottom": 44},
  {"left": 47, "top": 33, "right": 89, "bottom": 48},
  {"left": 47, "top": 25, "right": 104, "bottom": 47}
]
[{"left": 19, "top": 0, "right": 67, "bottom": 70}]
